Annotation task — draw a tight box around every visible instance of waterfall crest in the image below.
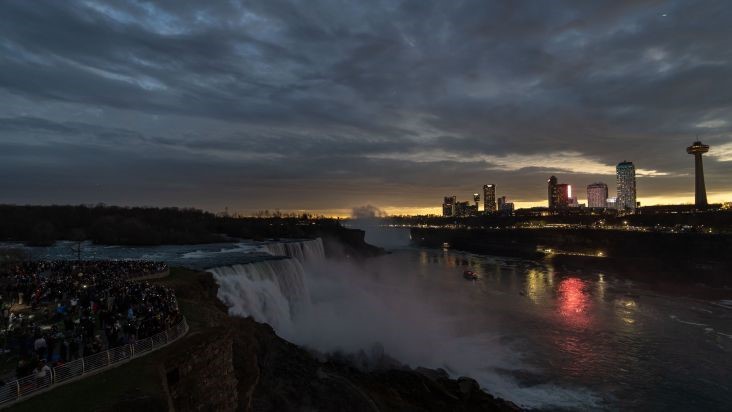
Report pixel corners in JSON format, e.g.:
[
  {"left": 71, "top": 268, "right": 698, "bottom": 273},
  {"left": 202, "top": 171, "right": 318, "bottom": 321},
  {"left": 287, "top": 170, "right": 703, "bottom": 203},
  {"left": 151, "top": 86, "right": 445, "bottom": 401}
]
[
  {"left": 210, "top": 238, "right": 324, "bottom": 339},
  {"left": 209, "top": 258, "right": 311, "bottom": 337},
  {"left": 263, "top": 238, "right": 325, "bottom": 263}
]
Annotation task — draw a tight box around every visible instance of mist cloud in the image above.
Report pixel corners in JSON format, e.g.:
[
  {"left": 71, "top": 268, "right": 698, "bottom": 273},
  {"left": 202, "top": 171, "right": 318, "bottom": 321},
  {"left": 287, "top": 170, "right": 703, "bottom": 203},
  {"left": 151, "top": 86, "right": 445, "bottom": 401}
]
[{"left": 351, "top": 205, "right": 388, "bottom": 219}]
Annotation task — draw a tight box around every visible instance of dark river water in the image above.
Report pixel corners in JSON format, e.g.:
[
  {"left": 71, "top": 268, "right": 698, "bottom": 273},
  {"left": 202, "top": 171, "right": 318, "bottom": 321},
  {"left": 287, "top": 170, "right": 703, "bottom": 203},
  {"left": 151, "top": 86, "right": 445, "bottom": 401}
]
[
  {"left": 352, "top": 225, "right": 732, "bottom": 410},
  {"left": 402, "top": 248, "right": 731, "bottom": 410},
  {"left": 8, "top": 231, "right": 732, "bottom": 410}
]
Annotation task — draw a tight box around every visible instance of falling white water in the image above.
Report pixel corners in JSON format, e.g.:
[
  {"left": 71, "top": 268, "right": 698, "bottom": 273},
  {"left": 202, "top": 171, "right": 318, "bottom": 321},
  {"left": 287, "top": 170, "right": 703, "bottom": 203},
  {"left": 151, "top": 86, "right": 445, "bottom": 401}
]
[
  {"left": 263, "top": 238, "right": 325, "bottom": 264},
  {"left": 211, "top": 239, "right": 325, "bottom": 336},
  {"left": 210, "top": 258, "right": 310, "bottom": 336}
]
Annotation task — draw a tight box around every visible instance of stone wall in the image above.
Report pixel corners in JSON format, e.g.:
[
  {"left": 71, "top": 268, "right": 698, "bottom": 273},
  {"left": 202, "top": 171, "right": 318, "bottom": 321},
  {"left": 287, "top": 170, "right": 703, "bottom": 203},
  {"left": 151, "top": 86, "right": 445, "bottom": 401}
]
[{"left": 162, "top": 327, "right": 238, "bottom": 411}]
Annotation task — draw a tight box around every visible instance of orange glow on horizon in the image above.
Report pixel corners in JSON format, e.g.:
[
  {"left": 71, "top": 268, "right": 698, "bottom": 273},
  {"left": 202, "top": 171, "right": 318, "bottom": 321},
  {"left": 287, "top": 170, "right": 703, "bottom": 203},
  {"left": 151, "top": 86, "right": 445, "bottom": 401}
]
[{"left": 234, "top": 191, "right": 732, "bottom": 218}]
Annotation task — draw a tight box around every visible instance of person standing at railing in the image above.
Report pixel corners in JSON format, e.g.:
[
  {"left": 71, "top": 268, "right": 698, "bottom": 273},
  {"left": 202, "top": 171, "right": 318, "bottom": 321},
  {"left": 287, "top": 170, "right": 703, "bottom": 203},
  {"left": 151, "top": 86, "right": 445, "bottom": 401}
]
[
  {"left": 33, "top": 335, "right": 46, "bottom": 359},
  {"left": 44, "top": 334, "right": 54, "bottom": 362},
  {"left": 0, "top": 300, "right": 6, "bottom": 330},
  {"left": 0, "top": 379, "right": 14, "bottom": 403},
  {"left": 59, "top": 338, "right": 68, "bottom": 363},
  {"left": 15, "top": 358, "right": 31, "bottom": 379},
  {"left": 32, "top": 360, "right": 51, "bottom": 389},
  {"left": 68, "top": 336, "right": 80, "bottom": 361}
]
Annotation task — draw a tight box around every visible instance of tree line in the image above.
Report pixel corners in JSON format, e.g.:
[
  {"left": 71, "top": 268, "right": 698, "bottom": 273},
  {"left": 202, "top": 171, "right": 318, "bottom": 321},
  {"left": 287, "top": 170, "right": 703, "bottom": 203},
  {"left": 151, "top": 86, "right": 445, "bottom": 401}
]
[{"left": 0, "top": 204, "right": 341, "bottom": 246}]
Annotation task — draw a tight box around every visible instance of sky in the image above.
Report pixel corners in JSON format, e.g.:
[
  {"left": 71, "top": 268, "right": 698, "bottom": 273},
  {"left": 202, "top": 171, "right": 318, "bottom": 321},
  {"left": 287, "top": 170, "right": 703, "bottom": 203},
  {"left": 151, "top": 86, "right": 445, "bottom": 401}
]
[{"left": 1, "top": 0, "right": 731, "bottom": 217}]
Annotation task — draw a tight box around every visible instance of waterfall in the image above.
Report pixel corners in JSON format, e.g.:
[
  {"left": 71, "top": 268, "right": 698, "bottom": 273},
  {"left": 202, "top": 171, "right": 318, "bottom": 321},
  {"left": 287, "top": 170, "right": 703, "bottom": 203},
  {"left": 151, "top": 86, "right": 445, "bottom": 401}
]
[
  {"left": 210, "top": 238, "right": 324, "bottom": 340},
  {"left": 209, "top": 258, "right": 311, "bottom": 338},
  {"left": 263, "top": 238, "right": 325, "bottom": 264}
]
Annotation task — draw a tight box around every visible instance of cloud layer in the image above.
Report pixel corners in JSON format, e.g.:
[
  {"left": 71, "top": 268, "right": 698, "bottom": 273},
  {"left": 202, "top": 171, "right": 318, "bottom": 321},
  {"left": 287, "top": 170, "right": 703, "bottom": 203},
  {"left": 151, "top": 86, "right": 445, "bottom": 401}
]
[{"left": 1, "top": 0, "right": 730, "bottom": 214}]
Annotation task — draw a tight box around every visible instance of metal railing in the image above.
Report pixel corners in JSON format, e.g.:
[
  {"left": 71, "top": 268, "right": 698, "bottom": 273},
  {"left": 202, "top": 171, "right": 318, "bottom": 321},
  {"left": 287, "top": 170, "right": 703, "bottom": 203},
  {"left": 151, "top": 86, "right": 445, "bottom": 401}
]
[
  {"left": 0, "top": 317, "right": 188, "bottom": 408},
  {"left": 128, "top": 269, "right": 171, "bottom": 281}
]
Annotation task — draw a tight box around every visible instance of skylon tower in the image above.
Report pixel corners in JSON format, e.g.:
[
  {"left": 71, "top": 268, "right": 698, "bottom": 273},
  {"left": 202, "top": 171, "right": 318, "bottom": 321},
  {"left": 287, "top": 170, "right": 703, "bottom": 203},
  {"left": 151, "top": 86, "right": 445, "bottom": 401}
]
[{"left": 686, "top": 141, "right": 710, "bottom": 208}]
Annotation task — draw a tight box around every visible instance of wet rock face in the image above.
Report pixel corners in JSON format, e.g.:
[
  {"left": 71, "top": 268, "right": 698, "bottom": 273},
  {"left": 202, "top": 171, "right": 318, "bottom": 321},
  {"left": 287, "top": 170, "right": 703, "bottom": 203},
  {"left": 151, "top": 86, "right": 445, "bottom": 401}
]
[
  {"left": 457, "top": 377, "right": 481, "bottom": 395},
  {"left": 221, "top": 316, "right": 520, "bottom": 412}
]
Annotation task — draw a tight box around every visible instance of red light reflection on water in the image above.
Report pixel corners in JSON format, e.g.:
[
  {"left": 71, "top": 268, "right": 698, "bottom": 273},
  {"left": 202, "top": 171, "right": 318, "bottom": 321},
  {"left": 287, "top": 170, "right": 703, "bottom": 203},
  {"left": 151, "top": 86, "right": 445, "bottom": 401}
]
[{"left": 557, "top": 277, "right": 591, "bottom": 328}]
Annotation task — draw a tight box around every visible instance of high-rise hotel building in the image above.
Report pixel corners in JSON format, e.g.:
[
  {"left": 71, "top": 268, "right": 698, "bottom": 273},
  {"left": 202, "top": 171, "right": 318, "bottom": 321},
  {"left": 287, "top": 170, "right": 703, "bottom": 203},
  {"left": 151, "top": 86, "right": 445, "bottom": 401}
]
[
  {"left": 483, "top": 184, "right": 496, "bottom": 212},
  {"left": 616, "top": 161, "right": 637, "bottom": 211},
  {"left": 587, "top": 182, "right": 609, "bottom": 208},
  {"left": 548, "top": 176, "right": 571, "bottom": 210},
  {"left": 547, "top": 176, "right": 559, "bottom": 210},
  {"left": 442, "top": 196, "right": 456, "bottom": 217},
  {"left": 556, "top": 183, "right": 570, "bottom": 208}
]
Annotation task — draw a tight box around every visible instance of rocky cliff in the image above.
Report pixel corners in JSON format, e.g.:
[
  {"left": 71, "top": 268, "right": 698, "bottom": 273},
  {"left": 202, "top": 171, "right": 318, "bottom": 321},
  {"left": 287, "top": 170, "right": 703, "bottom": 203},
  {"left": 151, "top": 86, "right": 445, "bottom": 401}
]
[{"left": 158, "top": 269, "right": 519, "bottom": 412}]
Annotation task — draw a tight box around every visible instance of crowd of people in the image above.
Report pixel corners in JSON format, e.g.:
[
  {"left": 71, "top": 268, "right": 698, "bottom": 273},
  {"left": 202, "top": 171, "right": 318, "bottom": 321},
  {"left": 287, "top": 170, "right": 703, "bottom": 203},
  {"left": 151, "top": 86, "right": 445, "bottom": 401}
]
[{"left": 0, "top": 260, "right": 178, "bottom": 384}]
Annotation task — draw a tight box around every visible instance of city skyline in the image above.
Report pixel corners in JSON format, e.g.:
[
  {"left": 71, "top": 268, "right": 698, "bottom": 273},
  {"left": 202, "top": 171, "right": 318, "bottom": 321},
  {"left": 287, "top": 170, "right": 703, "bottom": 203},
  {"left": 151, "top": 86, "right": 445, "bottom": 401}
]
[
  {"left": 440, "top": 155, "right": 701, "bottom": 217},
  {"left": 1, "top": 1, "right": 731, "bottom": 217}
]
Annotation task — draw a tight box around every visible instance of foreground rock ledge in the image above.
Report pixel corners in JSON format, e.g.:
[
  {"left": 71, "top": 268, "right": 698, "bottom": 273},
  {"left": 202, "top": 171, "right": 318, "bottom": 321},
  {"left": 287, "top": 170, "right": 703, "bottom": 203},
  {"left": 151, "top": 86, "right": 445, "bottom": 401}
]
[{"left": 156, "top": 268, "right": 520, "bottom": 412}]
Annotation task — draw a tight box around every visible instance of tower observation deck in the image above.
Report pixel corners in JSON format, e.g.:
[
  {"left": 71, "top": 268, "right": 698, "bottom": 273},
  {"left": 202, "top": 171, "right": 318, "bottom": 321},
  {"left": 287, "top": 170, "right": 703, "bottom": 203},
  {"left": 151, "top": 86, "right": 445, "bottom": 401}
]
[{"left": 686, "top": 141, "right": 710, "bottom": 208}]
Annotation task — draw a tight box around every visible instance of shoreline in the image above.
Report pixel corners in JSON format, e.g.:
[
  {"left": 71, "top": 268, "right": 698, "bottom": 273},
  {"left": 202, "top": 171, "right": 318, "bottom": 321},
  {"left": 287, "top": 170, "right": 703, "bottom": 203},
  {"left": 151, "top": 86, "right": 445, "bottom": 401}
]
[{"left": 411, "top": 227, "right": 732, "bottom": 293}]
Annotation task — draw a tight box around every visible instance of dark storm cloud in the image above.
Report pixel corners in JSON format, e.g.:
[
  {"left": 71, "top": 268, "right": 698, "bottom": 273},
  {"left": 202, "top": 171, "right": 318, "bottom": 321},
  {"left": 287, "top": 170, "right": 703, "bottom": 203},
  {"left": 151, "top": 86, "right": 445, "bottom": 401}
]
[{"left": 1, "top": 0, "right": 731, "bottom": 212}]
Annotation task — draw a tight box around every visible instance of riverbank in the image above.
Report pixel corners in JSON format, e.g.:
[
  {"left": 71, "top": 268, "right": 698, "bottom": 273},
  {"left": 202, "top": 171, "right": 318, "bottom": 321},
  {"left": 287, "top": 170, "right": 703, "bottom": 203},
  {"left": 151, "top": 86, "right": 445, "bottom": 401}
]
[
  {"left": 411, "top": 226, "right": 732, "bottom": 301},
  {"left": 411, "top": 227, "right": 732, "bottom": 292}
]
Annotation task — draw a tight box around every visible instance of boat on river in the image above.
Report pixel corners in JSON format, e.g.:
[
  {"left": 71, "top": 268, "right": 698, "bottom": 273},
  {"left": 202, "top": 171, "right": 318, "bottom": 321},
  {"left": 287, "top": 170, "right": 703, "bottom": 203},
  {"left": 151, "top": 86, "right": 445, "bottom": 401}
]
[{"left": 463, "top": 270, "right": 478, "bottom": 280}]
